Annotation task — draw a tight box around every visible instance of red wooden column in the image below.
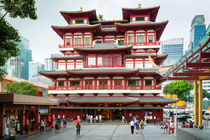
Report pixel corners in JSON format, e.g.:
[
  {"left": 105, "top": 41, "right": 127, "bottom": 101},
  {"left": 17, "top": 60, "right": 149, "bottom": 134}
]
[
  {"left": 124, "top": 79, "right": 127, "bottom": 89},
  {"left": 94, "top": 78, "right": 97, "bottom": 89},
  {"left": 94, "top": 109, "right": 97, "bottom": 117},
  {"left": 54, "top": 79, "right": 57, "bottom": 90},
  {"left": 0, "top": 104, "right": 5, "bottom": 138},
  {"left": 66, "top": 79, "right": 68, "bottom": 90},
  {"left": 109, "top": 110, "right": 113, "bottom": 120},
  {"left": 124, "top": 109, "right": 127, "bottom": 121},
  {"left": 65, "top": 60, "right": 67, "bottom": 69},
  {"left": 80, "top": 110, "right": 83, "bottom": 120},
  {"left": 110, "top": 77, "right": 113, "bottom": 89}
]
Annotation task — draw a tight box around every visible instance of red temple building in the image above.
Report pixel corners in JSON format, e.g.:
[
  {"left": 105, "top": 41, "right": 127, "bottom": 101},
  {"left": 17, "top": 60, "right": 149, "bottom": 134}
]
[{"left": 40, "top": 6, "right": 176, "bottom": 121}]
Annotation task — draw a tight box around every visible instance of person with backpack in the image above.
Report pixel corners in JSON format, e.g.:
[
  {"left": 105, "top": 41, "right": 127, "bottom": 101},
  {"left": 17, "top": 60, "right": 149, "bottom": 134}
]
[
  {"left": 76, "top": 123, "right": 81, "bottom": 136},
  {"left": 140, "top": 119, "right": 144, "bottom": 130}
]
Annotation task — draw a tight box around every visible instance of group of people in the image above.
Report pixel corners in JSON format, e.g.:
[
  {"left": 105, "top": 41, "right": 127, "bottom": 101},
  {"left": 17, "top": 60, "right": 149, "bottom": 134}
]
[
  {"left": 144, "top": 115, "right": 158, "bottom": 124},
  {"left": 86, "top": 114, "right": 102, "bottom": 123},
  {"left": 162, "top": 120, "right": 175, "bottom": 135},
  {"left": 130, "top": 118, "right": 146, "bottom": 134},
  {"left": 55, "top": 118, "right": 68, "bottom": 132},
  {"left": 181, "top": 121, "right": 193, "bottom": 128}
]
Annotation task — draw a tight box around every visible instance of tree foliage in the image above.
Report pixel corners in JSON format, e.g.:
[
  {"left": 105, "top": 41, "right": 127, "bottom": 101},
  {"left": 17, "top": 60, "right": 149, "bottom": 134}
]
[
  {"left": 0, "top": 0, "right": 37, "bottom": 19},
  {"left": 0, "top": 0, "right": 37, "bottom": 79},
  {"left": 163, "top": 80, "right": 193, "bottom": 101},
  {"left": 203, "top": 89, "right": 210, "bottom": 99},
  {"left": 98, "top": 14, "right": 104, "bottom": 21},
  {"left": 6, "top": 81, "right": 38, "bottom": 96}
]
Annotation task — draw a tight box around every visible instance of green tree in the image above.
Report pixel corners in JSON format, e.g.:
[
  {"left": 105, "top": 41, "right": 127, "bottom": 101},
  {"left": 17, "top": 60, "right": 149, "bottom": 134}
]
[
  {"left": 203, "top": 89, "right": 210, "bottom": 98},
  {"left": 98, "top": 14, "right": 104, "bottom": 21},
  {"left": 0, "top": 0, "right": 37, "bottom": 79},
  {"left": 6, "top": 81, "right": 38, "bottom": 96},
  {"left": 163, "top": 80, "right": 193, "bottom": 101}
]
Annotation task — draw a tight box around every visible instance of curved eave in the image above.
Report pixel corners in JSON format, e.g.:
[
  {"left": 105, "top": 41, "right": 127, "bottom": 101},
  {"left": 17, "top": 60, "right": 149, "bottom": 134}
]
[
  {"left": 139, "top": 101, "right": 177, "bottom": 104},
  {"left": 51, "top": 24, "right": 101, "bottom": 38},
  {"left": 116, "top": 21, "right": 168, "bottom": 40},
  {"left": 66, "top": 69, "right": 139, "bottom": 75},
  {"left": 60, "top": 9, "right": 97, "bottom": 24},
  {"left": 51, "top": 56, "right": 84, "bottom": 62},
  {"left": 39, "top": 71, "right": 68, "bottom": 79},
  {"left": 73, "top": 45, "right": 133, "bottom": 53},
  {"left": 122, "top": 6, "right": 160, "bottom": 22},
  {"left": 155, "top": 54, "right": 168, "bottom": 65},
  {"left": 67, "top": 100, "right": 138, "bottom": 104}
]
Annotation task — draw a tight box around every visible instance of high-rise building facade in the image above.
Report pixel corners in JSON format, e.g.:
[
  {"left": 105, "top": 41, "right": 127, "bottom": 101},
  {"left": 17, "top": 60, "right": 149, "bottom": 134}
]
[
  {"left": 161, "top": 38, "right": 183, "bottom": 66},
  {"left": 29, "top": 61, "right": 45, "bottom": 80},
  {"left": 40, "top": 6, "right": 176, "bottom": 121},
  {"left": 189, "top": 15, "right": 206, "bottom": 49},
  {"left": 5, "top": 36, "right": 30, "bottom": 80},
  {"left": 45, "top": 54, "right": 62, "bottom": 71}
]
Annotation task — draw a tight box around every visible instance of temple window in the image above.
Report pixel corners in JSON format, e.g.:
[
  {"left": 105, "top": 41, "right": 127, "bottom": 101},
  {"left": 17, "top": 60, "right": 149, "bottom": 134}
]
[
  {"left": 88, "top": 57, "right": 96, "bottom": 66},
  {"left": 70, "top": 81, "right": 80, "bottom": 87},
  {"left": 148, "top": 35, "right": 153, "bottom": 43},
  {"left": 84, "top": 37, "right": 90, "bottom": 45},
  {"left": 136, "top": 17, "right": 145, "bottom": 21},
  {"left": 112, "top": 56, "right": 121, "bottom": 67},
  {"left": 136, "top": 35, "right": 144, "bottom": 43},
  {"left": 75, "top": 19, "right": 84, "bottom": 24},
  {"left": 97, "top": 56, "right": 111, "bottom": 67},
  {"left": 58, "top": 81, "right": 64, "bottom": 87},
  {"left": 66, "top": 38, "right": 71, "bottom": 45},
  {"left": 74, "top": 38, "right": 81, "bottom": 45},
  {"left": 114, "top": 80, "right": 122, "bottom": 86},
  {"left": 128, "top": 80, "right": 139, "bottom": 86},
  {"left": 127, "top": 35, "right": 133, "bottom": 43},
  {"left": 96, "top": 40, "right": 102, "bottom": 44},
  {"left": 145, "top": 80, "right": 152, "bottom": 86}
]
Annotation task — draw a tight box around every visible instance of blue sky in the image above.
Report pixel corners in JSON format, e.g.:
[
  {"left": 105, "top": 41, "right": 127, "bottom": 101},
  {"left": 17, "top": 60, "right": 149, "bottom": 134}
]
[{"left": 5, "top": 0, "right": 210, "bottom": 63}]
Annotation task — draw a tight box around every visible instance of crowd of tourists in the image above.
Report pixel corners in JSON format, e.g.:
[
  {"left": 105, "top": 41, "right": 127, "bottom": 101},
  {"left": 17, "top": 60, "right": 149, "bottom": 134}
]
[{"left": 130, "top": 116, "right": 147, "bottom": 134}]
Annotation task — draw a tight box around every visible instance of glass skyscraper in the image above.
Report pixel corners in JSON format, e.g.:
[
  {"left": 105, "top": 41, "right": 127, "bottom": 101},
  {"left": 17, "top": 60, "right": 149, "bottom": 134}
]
[
  {"left": 189, "top": 15, "right": 206, "bottom": 49},
  {"left": 161, "top": 38, "right": 184, "bottom": 66},
  {"left": 45, "top": 54, "right": 62, "bottom": 71},
  {"left": 5, "top": 36, "right": 30, "bottom": 80}
]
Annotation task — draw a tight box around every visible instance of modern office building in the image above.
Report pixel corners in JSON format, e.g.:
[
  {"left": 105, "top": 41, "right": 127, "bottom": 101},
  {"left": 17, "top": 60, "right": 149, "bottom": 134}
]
[
  {"left": 5, "top": 36, "right": 30, "bottom": 80},
  {"left": 29, "top": 61, "right": 45, "bottom": 81},
  {"left": 161, "top": 38, "right": 183, "bottom": 66},
  {"left": 45, "top": 54, "right": 62, "bottom": 71},
  {"left": 40, "top": 6, "right": 176, "bottom": 121},
  {"left": 189, "top": 15, "right": 206, "bottom": 49}
]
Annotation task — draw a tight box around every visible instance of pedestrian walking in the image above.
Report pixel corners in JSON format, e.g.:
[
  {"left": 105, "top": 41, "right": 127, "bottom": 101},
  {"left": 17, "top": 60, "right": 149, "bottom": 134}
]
[
  {"left": 140, "top": 120, "right": 144, "bottom": 130},
  {"left": 55, "top": 119, "right": 59, "bottom": 132},
  {"left": 149, "top": 115, "right": 152, "bottom": 123},
  {"left": 63, "top": 118, "right": 67, "bottom": 128},
  {"left": 90, "top": 115, "right": 93, "bottom": 123},
  {"left": 99, "top": 115, "right": 102, "bottom": 123},
  {"left": 135, "top": 120, "right": 140, "bottom": 134},
  {"left": 130, "top": 119, "right": 135, "bottom": 134},
  {"left": 168, "top": 120, "right": 175, "bottom": 134},
  {"left": 96, "top": 115, "right": 98, "bottom": 123},
  {"left": 76, "top": 123, "right": 81, "bottom": 136},
  {"left": 121, "top": 115, "right": 125, "bottom": 123},
  {"left": 154, "top": 115, "right": 156, "bottom": 124},
  {"left": 163, "top": 120, "right": 168, "bottom": 134},
  {"left": 40, "top": 120, "right": 45, "bottom": 132}
]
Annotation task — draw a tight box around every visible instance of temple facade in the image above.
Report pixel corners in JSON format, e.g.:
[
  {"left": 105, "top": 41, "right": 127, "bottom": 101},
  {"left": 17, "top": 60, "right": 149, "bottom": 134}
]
[{"left": 40, "top": 6, "right": 176, "bottom": 121}]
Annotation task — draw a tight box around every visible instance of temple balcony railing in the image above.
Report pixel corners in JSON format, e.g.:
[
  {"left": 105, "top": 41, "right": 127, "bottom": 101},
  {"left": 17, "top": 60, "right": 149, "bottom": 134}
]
[
  {"left": 48, "top": 85, "right": 162, "bottom": 90},
  {"left": 58, "top": 41, "right": 161, "bottom": 49},
  {"left": 85, "top": 64, "right": 122, "bottom": 68},
  {"left": 121, "top": 41, "right": 161, "bottom": 46}
]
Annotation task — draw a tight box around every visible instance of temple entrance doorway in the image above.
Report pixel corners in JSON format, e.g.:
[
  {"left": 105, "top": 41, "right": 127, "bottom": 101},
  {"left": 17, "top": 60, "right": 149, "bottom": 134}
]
[{"left": 113, "top": 109, "right": 123, "bottom": 120}]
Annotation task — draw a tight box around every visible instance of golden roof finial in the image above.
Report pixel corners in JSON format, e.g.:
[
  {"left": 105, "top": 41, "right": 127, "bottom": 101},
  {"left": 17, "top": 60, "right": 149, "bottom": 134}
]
[
  {"left": 138, "top": 3, "right": 141, "bottom": 8},
  {"left": 80, "top": 6, "right": 83, "bottom": 11}
]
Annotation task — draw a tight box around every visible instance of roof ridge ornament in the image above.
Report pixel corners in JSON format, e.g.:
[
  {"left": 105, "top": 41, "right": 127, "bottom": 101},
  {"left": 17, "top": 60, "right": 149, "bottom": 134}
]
[
  {"left": 80, "top": 6, "right": 83, "bottom": 11},
  {"left": 138, "top": 3, "right": 141, "bottom": 8}
]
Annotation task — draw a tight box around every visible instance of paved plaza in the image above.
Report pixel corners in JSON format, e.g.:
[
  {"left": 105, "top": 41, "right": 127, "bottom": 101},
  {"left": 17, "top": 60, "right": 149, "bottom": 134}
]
[{"left": 19, "top": 124, "right": 178, "bottom": 140}]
